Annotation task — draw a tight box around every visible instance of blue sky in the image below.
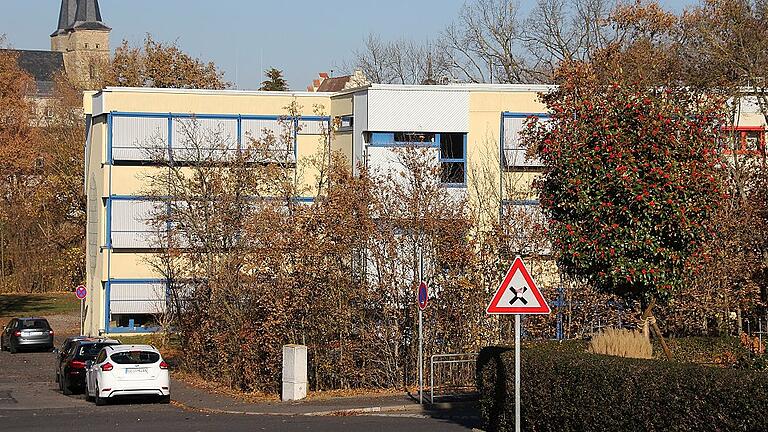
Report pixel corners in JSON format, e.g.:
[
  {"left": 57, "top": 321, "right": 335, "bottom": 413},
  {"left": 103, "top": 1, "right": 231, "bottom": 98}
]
[{"left": 2, "top": 0, "right": 695, "bottom": 90}]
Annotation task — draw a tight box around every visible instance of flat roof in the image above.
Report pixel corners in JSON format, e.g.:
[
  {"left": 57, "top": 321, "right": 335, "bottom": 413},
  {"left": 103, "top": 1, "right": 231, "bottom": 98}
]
[
  {"left": 95, "top": 83, "right": 556, "bottom": 99},
  {"left": 97, "top": 87, "right": 329, "bottom": 98},
  {"left": 333, "top": 83, "right": 557, "bottom": 96}
]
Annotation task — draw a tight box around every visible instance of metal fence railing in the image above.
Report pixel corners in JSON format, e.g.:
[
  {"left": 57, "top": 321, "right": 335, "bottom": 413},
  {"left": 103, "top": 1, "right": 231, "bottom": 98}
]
[{"left": 429, "top": 352, "right": 479, "bottom": 404}]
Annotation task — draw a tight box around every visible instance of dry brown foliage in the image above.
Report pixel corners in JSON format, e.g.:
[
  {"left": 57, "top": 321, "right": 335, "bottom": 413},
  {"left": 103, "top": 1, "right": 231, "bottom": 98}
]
[
  {"left": 588, "top": 327, "right": 653, "bottom": 359},
  {"left": 104, "top": 34, "right": 229, "bottom": 89}
]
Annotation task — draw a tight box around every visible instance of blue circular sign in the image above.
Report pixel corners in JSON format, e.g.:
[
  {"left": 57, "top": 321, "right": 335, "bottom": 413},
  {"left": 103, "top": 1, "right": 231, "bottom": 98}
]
[{"left": 418, "top": 281, "right": 428, "bottom": 311}]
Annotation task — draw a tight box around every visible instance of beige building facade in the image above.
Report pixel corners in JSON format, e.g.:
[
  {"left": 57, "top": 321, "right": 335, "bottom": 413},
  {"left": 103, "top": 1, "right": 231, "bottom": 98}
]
[{"left": 83, "top": 84, "right": 555, "bottom": 335}]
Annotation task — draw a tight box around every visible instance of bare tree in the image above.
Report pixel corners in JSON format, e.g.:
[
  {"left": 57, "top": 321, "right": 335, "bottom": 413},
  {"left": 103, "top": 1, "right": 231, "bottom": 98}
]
[
  {"left": 351, "top": 34, "right": 452, "bottom": 84},
  {"left": 523, "top": 0, "right": 615, "bottom": 81},
  {"left": 441, "top": 0, "right": 530, "bottom": 83}
]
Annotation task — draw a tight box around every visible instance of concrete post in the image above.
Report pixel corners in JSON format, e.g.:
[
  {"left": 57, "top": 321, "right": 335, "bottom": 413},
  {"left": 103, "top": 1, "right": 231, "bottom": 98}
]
[{"left": 282, "top": 344, "right": 307, "bottom": 401}]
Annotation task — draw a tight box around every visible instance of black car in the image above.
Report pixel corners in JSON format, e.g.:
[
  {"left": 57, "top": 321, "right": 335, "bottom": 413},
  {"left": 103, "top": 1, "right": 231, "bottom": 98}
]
[
  {"left": 1, "top": 318, "right": 54, "bottom": 353},
  {"left": 55, "top": 336, "right": 94, "bottom": 366},
  {"left": 56, "top": 338, "right": 121, "bottom": 395}
]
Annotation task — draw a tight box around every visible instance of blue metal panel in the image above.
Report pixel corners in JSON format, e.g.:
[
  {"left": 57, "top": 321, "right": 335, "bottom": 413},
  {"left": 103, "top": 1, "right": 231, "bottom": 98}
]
[
  {"left": 112, "top": 112, "right": 173, "bottom": 119},
  {"left": 437, "top": 132, "right": 467, "bottom": 187},
  {"left": 499, "top": 112, "right": 505, "bottom": 222},
  {"left": 502, "top": 111, "right": 551, "bottom": 119},
  {"left": 105, "top": 197, "right": 112, "bottom": 248},
  {"left": 237, "top": 115, "right": 242, "bottom": 148},
  {"left": 371, "top": 132, "right": 394, "bottom": 144},
  {"left": 107, "top": 113, "right": 113, "bottom": 164},
  {"left": 109, "top": 195, "right": 170, "bottom": 201},
  {"left": 111, "top": 112, "right": 330, "bottom": 121},
  {"left": 464, "top": 134, "right": 468, "bottom": 185},
  {"left": 167, "top": 114, "right": 173, "bottom": 162},
  {"left": 107, "top": 326, "right": 160, "bottom": 334},
  {"left": 240, "top": 114, "right": 282, "bottom": 120},
  {"left": 367, "top": 142, "right": 440, "bottom": 148},
  {"left": 104, "top": 280, "right": 111, "bottom": 331},
  {"left": 109, "top": 278, "right": 167, "bottom": 284}
]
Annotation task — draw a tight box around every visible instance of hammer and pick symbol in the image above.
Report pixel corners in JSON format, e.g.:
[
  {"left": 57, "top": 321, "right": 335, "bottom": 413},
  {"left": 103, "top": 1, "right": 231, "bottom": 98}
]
[{"left": 510, "top": 286, "right": 528, "bottom": 305}]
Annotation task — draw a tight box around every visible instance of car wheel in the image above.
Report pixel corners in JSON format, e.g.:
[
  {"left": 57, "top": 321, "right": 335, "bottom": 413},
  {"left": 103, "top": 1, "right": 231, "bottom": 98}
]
[
  {"left": 159, "top": 395, "right": 170, "bottom": 404},
  {"left": 62, "top": 376, "right": 72, "bottom": 396},
  {"left": 94, "top": 386, "right": 106, "bottom": 406}
]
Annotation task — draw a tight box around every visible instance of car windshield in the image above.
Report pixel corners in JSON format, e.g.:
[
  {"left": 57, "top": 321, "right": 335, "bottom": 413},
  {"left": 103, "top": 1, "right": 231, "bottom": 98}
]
[
  {"left": 110, "top": 351, "right": 160, "bottom": 365},
  {"left": 20, "top": 320, "right": 49, "bottom": 329},
  {"left": 75, "top": 343, "right": 118, "bottom": 360}
]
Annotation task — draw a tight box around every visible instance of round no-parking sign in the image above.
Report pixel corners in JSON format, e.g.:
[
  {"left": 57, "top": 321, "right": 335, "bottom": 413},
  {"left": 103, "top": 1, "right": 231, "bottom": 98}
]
[{"left": 75, "top": 285, "right": 87, "bottom": 300}]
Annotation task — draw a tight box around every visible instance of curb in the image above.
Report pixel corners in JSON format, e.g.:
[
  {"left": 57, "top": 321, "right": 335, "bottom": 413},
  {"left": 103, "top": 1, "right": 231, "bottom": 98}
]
[
  {"left": 172, "top": 399, "right": 477, "bottom": 417},
  {"left": 305, "top": 403, "right": 423, "bottom": 416}
]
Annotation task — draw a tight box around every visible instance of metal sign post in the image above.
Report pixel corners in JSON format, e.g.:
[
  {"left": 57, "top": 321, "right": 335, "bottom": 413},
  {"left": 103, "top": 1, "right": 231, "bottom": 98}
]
[
  {"left": 486, "top": 257, "right": 551, "bottom": 432},
  {"left": 75, "top": 285, "right": 87, "bottom": 335},
  {"left": 514, "top": 314, "right": 521, "bottom": 432},
  {"left": 417, "top": 247, "right": 425, "bottom": 404},
  {"left": 419, "top": 302, "right": 423, "bottom": 404}
]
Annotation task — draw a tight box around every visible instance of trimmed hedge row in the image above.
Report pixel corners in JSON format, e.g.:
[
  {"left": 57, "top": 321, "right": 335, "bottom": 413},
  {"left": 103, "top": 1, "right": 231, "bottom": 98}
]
[{"left": 477, "top": 344, "right": 768, "bottom": 432}]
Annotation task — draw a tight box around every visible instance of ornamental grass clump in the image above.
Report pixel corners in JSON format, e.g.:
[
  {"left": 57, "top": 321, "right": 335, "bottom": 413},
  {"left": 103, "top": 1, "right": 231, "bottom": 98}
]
[{"left": 588, "top": 327, "right": 652, "bottom": 359}]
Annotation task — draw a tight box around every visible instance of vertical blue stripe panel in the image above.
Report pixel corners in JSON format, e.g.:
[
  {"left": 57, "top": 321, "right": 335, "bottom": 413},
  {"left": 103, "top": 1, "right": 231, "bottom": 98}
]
[
  {"left": 107, "top": 113, "right": 113, "bottom": 164},
  {"left": 104, "top": 281, "right": 110, "bottom": 332},
  {"left": 105, "top": 197, "right": 112, "bottom": 248}
]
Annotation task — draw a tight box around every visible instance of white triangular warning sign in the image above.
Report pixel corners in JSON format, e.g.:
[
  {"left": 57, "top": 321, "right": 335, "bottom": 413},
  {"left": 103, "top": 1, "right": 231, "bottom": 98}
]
[{"left": 486, "top": 256, "right": 551, "bottom": 315}]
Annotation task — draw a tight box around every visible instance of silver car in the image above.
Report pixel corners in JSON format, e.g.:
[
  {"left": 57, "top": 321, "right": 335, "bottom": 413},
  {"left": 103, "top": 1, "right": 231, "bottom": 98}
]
[{"left": 1, "top": 318, "right": 54, "bottom": 354}]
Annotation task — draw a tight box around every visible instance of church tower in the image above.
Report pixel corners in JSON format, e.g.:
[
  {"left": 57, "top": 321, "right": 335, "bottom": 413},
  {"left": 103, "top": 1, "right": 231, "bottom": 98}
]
[{"left": 50, "top": 0, "right": 110, "bottom": 86}]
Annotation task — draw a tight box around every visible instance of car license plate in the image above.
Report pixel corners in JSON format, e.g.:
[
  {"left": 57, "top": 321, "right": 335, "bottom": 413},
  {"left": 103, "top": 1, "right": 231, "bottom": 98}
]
[
  {"left": 126, "top": 368, "right": 148, "bottom": 375},
  {"left": 30, "top": 331, "right": 43, "bottom": 336}
]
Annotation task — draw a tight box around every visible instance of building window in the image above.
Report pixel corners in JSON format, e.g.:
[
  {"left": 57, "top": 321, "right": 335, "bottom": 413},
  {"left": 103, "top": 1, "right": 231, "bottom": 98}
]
[
  {"left": 746, "top": 130, "right": 761, "bottom": 152},
  {"left": 439, "top": 133, "right": 465, "bottom": 185},
  {"left": 96, "top": 43, "right": 100, "bottom": 49},
  {"left": 84, "top": 43, "right": 89, "bottom": 49},
  {"left": 340, "top": 115, "right": 353, "bottom": 130},
  {"left": 394, "top": 132, "right": 435, "bottom": 144},
  {"left": 720, "top": 127, "right": 766, "bottom": 155},
  {"left": 502, "top": 113, "right": 549, "bottom": 170},
  {"left": 369, "top": 132, "right": 437, "bottom": 145}
]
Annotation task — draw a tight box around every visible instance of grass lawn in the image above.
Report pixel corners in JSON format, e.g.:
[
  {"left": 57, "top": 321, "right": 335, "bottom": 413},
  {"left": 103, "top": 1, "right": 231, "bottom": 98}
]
[{"left": 0, "top": 292, "right": 80, "bottom": 318}]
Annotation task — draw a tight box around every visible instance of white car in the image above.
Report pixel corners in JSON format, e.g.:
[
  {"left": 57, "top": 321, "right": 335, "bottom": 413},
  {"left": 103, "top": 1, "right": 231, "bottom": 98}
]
[{"left": 85, "top": 344, "right": 170, "bottom": 405}]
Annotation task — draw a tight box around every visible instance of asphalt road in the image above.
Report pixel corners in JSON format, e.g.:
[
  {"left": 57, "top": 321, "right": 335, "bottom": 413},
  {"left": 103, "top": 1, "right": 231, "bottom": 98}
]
[{"left": 0, "top": 341, "right": 478, "bottom": 431}]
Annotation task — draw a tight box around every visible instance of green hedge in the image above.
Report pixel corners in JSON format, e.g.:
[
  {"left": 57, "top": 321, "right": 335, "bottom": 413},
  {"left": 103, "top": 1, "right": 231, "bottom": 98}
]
[{"left": 477, "top": 345, "right": 768, "bottom": 432}]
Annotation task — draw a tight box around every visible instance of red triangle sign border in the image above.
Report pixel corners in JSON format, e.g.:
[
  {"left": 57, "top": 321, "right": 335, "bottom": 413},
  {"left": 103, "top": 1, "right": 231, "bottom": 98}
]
[{"left": 486, "top": 256, "right": 551, "bottom": 315}]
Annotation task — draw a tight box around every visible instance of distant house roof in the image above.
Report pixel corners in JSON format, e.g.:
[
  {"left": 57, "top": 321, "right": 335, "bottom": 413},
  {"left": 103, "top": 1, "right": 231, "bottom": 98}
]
[
  {"left": 316, "top": 75, "right": 352, "bottom": 92},
  {"left": 1, "top": 49, "right": 65, "bottom": 96},
  {"left": 51, "top": 0, "right": 110, "bottom": 36}
]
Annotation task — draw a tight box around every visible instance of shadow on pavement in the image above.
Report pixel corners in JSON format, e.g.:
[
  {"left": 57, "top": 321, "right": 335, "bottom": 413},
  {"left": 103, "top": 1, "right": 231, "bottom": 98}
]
[{"left": 405, "top": 389, "right": 483, "bottom": 429}]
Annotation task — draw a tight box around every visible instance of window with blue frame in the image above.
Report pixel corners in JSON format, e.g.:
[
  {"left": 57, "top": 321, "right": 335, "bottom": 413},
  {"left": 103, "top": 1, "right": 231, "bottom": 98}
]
[
  {"left": 439, "top": 133, "right": 466, "bottom": 185},
  {"left": 109, "top": 113, "right": 330, "bottom": 166},
  {"left": 367, "top": 131, "right": 467, "bottom": 185}
]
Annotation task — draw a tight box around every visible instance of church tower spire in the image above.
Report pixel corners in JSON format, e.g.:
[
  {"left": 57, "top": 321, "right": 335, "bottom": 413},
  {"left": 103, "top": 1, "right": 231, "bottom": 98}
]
[{"left": 50, "top": 0, "right": 111, "bottom": 87}]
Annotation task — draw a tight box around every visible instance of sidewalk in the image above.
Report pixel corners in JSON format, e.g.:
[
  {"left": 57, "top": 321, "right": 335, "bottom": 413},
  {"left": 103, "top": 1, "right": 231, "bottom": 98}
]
[{"left": 170, "top": 378, "right": 477, "bottom": 418}]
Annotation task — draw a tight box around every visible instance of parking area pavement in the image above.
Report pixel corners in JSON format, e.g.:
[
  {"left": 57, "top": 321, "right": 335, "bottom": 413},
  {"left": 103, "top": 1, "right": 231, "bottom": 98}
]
[
  {"left": 0, "top": 330, "right": 480, "bottom": 431},
  {"left": 0, "top": 342, "right": 87, "bottom": 410}
]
